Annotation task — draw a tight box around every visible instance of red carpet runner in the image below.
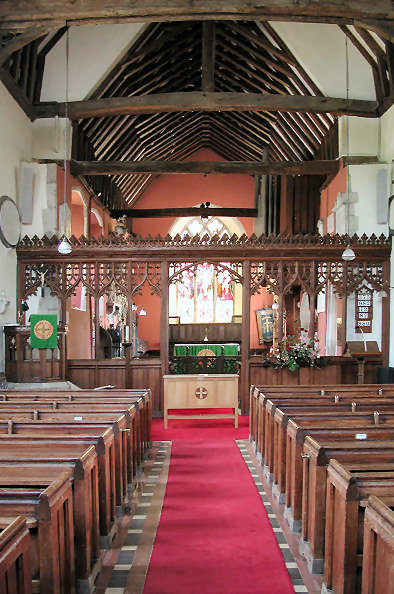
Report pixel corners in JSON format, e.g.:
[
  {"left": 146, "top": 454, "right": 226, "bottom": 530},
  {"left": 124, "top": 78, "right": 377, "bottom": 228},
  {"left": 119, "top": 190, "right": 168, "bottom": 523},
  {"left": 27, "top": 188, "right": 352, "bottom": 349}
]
[{"left": 143, "top": 417, "right": 295, "bottom": 593}]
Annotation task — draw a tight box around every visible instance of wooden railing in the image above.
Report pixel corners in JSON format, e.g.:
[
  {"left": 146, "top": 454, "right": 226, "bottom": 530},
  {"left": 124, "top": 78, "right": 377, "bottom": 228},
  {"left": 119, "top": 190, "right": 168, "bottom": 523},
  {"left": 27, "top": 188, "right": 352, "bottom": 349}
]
[{"left": 169, "top": 355, "right": 241, "bottom": 375}]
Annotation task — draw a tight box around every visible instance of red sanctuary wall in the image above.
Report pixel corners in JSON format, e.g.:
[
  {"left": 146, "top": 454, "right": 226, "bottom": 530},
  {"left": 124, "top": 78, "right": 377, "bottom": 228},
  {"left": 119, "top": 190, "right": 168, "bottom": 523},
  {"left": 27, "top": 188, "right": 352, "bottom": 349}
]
[
  {"left": 71, "top": 202, "right": 84, "bottom": 237},
  {"left": 128, "top": 149, "right": 255, "bottom": 351},
  {"left": 58, "top": 165, "right": 111, "bottom": 237},
  {"left": 130, "top": 148, "right": 255, "bottom": 237},
  {"left": 320, "top": 165, "right": 347, "bottom": 234}
]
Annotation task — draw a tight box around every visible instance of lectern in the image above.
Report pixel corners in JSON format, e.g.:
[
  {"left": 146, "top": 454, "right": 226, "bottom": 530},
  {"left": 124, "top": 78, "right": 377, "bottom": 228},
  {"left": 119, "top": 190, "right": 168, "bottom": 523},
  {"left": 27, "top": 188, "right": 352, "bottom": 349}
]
[{"left": 345, "top": 341, "right": 381, "bottom": 384}]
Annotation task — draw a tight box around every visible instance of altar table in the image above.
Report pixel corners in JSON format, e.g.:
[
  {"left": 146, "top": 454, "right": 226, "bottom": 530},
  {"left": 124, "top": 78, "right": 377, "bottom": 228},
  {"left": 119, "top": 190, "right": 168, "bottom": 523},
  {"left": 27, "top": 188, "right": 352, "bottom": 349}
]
[{"left": 163, "top": 374, "right": 239, "bottom": 429}]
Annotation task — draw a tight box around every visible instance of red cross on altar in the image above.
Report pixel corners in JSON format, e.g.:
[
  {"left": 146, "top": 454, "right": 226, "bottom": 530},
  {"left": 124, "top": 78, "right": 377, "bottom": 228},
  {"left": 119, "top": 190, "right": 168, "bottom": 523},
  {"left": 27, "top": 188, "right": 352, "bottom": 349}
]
[{"left": 195, "top": 387, "right": 208, "bottom": 399}]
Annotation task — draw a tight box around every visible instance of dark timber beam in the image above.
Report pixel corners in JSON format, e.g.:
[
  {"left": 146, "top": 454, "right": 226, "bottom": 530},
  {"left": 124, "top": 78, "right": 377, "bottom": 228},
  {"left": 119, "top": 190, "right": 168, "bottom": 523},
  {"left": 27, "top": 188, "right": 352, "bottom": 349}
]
[
  {"left": 34, "top": 92, "right": 379, "bottom": 119},
  {"left": 110, "top": 207, "right": 257, "bottom": 218},
  {"left": 1, "top": 1, "right": 392, "bottom": 28},
  {"left": 0, "top": 24, "right": 58, "bottom": 65},
  {"left": 70, "top": 159, "right": 340, "bottom": 177}
]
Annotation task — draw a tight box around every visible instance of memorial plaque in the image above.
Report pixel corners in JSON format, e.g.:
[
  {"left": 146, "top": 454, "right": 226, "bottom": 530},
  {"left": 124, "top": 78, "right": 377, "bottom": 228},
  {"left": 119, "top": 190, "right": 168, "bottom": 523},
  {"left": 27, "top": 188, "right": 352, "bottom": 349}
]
[{"left": 355, "top": 288, "right": 373, "bottom": 334}]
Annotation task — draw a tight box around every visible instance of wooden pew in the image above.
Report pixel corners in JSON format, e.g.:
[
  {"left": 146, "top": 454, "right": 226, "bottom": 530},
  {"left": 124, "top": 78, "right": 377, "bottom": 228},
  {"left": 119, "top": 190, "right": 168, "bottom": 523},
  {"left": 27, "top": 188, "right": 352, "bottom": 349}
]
[
  {"left": 251, "top": 384, "right": 394, "bottom": 398},
  {"left": 253, "top": 389, "right": 394, "bottom": 465},
  {"left": 0, "top": 389, "right": 152, "bottom": 592},
  {"left": 270, "top": 408, "right": 394, "bottom": 500},
  {"left": 0, "top": 471, "right": 75, "bottom": 594},
  {"left": 264, "top": 401, "right": 394, "bottom": 481},
  {"left": 0, "top": 410, "right": 131, "bottom": 510},
  {"left": 249, "top": 384, "right": 394, "bottom": 457},
  {"left": 361, "top": 495, "right": 394, "bottom": 594},
  {"left": 262, "top": 395, "right": 394, "bottom": 467},
  {"left": 0, "top": 516, "right": 32, "bottom": 594},
  {"left": 301, "top": 437, "right": 394, "bottom": 573},
  {"left": 0, "top": 441, "right": 100, "bottom": 588},
  {"left": 0, "top": 399, "right": 142, "bottom": 484},
  {"left": 0, "top": 422, "right": 117, "bottom": 539},
  {"left": 323, "top": 459, "right": 394, "bottom": 594},
  {"left": 0, "top": 388, "right": 152, "bottom": 465},
  {"left": 272, "top": 420, "right": 394, "bottom": 505}
]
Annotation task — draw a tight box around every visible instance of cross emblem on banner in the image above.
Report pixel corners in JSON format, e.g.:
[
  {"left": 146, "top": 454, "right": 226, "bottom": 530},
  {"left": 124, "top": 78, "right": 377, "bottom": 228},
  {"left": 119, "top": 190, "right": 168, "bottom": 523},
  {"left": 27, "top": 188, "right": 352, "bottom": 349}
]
[{"left": 195, "top": 387, "right": 208, "bottom": 400}]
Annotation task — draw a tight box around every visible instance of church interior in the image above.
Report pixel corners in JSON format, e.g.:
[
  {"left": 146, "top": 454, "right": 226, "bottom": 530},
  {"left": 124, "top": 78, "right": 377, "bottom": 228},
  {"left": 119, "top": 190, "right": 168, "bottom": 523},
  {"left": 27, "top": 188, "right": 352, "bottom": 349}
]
[{"left": 0, "top": 2, "right": 393, "bottom": 593}]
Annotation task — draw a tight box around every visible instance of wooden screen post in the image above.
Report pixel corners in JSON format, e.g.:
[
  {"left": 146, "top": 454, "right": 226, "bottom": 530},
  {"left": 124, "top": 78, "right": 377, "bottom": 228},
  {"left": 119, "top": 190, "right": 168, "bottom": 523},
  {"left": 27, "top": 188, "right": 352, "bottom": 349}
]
[
  {"left": 160, "top": 260, "right": 169, "bottom": 414},
  {"left": 241, "top": 260, "right": 250, "bottom": 414}
]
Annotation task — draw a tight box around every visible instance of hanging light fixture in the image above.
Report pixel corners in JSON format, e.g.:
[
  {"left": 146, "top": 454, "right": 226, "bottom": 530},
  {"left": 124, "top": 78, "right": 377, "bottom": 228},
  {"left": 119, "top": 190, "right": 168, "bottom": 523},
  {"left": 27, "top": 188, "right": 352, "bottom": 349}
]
[
  {"left": 341, "top": 34, "right": 355, "bottom": 262},
  {"left": 57, "top": 25, "right": 72, "bottom": 255}
]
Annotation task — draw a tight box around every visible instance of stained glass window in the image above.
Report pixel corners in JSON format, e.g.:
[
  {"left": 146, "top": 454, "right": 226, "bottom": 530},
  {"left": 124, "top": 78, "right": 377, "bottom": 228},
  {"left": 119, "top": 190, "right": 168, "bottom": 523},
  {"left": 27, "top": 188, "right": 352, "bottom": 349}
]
[{"left": 169, "top": 217, "right": 235, "bottom": 323}]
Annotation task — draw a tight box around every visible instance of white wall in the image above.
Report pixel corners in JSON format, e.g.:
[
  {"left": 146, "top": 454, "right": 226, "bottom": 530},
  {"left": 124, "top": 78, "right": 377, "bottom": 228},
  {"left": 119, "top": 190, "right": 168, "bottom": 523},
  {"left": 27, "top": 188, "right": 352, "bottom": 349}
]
[
  {"left": 0, "top": 82, "right": 33, "bottom": 370},
  {"left": 324, "top": 109, "right": 393, "bottom": 364},
  {"left": 338, "top": 116, "right": 380, "bottom": 158},
  {"left": 32, "top": 117, "right": 69, "bottom": 161},
  {"left": 41, "top": 23, "right": 145, "bottom": 101},
  {"left": 379, "top": 106, "right": 394, "bottom": 367},
  {"left": 268, "top": 22, "right": 375, "bottom": 100}
]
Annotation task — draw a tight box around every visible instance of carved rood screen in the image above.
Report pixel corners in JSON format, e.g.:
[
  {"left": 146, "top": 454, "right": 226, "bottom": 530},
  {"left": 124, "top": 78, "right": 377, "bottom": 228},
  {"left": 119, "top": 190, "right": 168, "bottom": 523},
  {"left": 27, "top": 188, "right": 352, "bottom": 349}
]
[
  {"left": 17, "top": 233, "right": 390, "bottom": 322},
  {"left": 20, "top": 260, "right": 162, "bottom": 323}
]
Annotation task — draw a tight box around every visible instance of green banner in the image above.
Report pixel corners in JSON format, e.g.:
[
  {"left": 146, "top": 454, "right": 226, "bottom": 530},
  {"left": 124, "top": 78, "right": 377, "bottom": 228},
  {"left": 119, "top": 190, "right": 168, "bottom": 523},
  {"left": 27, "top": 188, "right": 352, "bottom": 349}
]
[{"left": 30, "top": 314, "right": 58, "bottom": 349}]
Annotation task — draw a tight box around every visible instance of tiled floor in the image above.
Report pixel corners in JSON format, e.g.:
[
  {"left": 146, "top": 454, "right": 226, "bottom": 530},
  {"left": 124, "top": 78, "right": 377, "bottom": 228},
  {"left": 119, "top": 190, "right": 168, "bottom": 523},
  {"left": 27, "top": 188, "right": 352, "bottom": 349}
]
[
  {"left": 94, "top": 442, "right": 172, "bottom": 594},
  {"left": 93, "top": 439, "right": 322, "bottom": 593}
]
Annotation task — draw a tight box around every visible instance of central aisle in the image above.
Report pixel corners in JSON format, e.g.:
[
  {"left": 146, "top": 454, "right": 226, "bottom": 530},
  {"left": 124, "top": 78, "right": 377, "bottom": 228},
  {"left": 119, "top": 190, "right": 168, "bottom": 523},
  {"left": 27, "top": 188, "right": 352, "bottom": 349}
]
[{"left": 142, "top": 418, "right": 296, "bottom": 594}]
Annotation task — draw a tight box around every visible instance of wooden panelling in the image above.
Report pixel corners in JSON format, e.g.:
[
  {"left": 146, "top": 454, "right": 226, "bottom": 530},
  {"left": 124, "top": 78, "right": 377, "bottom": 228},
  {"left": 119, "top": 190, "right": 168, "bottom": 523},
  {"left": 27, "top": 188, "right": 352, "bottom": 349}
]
[
  {"left": 67, "top": 358, "right": 162, "bottom": 411},
  {"left": 169, "top": 322, "right": 242, "bottom": 344},
  {"left": 128, "top": 360, "right": 162, "bottom": 413},
  {"left": 249, "top": 357, "right": 379, "bottom": 387}
]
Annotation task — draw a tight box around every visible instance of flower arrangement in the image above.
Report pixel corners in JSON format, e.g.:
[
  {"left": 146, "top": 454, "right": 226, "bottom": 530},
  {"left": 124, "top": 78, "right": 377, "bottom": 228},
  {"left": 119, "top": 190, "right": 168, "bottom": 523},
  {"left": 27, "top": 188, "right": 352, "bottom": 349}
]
[{"left": 270, "top": 333, "right": 320, "bottom": 371}]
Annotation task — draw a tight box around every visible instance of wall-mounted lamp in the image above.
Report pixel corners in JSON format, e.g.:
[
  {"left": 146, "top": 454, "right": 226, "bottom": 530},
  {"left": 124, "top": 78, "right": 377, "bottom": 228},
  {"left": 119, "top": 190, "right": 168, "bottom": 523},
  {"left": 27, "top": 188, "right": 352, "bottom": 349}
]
[
  {"left": 341, "top": 245, "right": 356, "bottom": 261},
  {"left": 0, "top": 291, "right": 10, "bottom": 314}
]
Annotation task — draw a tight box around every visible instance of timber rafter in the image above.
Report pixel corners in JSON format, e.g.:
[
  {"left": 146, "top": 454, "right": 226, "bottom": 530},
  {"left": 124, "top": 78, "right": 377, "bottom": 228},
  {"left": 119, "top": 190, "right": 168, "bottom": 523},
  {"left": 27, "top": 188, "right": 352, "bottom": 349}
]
[{"left": 0, "top": 10, "right": 392, "bottom": 209}]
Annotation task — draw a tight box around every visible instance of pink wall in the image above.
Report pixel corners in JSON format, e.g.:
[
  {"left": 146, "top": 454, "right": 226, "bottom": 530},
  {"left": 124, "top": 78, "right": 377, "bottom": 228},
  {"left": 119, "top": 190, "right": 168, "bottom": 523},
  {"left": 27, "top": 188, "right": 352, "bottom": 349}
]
[
  {"left": 58, "top": 165, "right": 114, "bottom": 238},
  {"left": 131, "top": 149, "right": 255, "bottom": 237},
  {"left": 71, "top": 202, "right": 84, "bottom": 238},
  {"left": 133, "top": 285, "right": 161, "bottom": 351},
  {"left": 130, "top": 148, "right": 255, "bottom": 350}
]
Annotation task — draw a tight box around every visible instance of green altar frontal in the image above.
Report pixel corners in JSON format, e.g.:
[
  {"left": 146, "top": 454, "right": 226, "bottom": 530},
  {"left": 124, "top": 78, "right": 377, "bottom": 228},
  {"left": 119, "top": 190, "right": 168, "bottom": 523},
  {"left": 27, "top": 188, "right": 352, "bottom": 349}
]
[
  {"left": 172, "top": 343, "right": 240, "bottom": 374},
  {"left": 174, "top": 343, "right": 239, "bottom": 357}
]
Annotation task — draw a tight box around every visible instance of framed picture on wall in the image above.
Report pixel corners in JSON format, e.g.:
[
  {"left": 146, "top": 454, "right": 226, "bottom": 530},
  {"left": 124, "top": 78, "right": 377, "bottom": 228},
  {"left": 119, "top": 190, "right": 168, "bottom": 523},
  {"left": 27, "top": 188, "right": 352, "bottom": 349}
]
[{"left": 256, "top": 308, "right": 274, "bottom": 344}]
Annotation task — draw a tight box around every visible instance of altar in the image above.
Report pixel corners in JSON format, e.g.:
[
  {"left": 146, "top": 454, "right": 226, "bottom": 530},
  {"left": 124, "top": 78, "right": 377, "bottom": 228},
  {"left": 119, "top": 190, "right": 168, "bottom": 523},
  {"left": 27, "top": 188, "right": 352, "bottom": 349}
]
[
  {"left": 173, "top": 343, "right": 239, "bottom": 356},
  {"left": 163, "top": 373, "right": 239, "bottom": 428},
  {"left": 171, "top": 343, "right": 240, "bottom": 374}
]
